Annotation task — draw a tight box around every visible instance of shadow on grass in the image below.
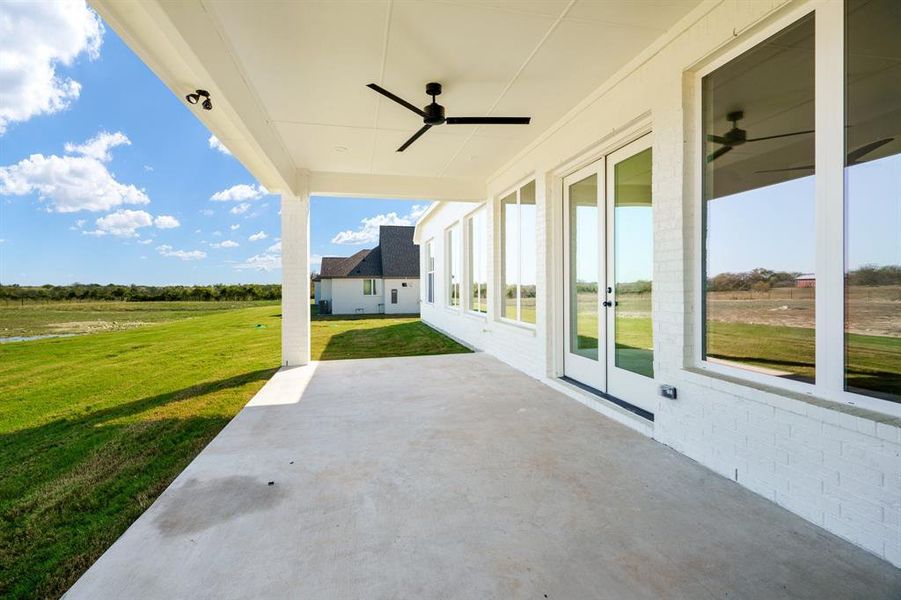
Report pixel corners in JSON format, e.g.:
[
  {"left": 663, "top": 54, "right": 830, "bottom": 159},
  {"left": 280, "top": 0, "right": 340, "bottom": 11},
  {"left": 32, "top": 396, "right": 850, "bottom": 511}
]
[
  {"left": 0, "top": 367, "right": 278, "bottom": 599},
  {"left": 318, "top": 320, "right": 470, "bottom": 361}
]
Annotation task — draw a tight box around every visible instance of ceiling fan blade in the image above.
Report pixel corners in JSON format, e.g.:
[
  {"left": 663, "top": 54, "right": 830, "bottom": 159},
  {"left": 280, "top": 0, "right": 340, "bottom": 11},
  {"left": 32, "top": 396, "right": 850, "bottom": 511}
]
[
  {"left": 707, "top": 134, "right": 729, "bottom": 145},
  {"left": 706, "top": 145, "right": 733, "bottom": 163},
  {"left": 367, "top": 83, "right": 426, "bottom": 117},
  {"left": 755, "top": 165, "right": 814, "bottom": 174},
  {"left": 746, "top": 129, "right": 815, "bottom": 143},
  {"left": 446, "top": 116, "right": 531, "bottom": 125},
  {"left": 397, "top": 124, "right": 432, "bottom": 152},
  {"left": 847, "top": 137, "right": 893, "bottom": 164}
]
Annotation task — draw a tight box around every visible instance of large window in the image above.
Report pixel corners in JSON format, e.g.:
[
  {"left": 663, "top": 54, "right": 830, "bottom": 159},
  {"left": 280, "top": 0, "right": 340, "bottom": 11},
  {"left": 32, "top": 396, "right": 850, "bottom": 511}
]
[
  {"left": 363, "top": 278, "right": 377, "bottom": 296},
  {"left": 844, "top": 0, "right": 900, "bottom": 402},
  {"left": 426, "top": 240, "right": 435, "bottom": 304},
  {"left": 446, "top": 225, "right": 460, "bottom": 307},
  {"left": 500, "top": 180, "right": 537, "bottom": 324},
  {"left": 702, "top": 13, "right": 816, "bottom": 384},
  {"left": 468, "top": 207, "right": 488, "bottom": 313},
  {"left": 700, "top": 2, "right": 901, "bottom": 413}
]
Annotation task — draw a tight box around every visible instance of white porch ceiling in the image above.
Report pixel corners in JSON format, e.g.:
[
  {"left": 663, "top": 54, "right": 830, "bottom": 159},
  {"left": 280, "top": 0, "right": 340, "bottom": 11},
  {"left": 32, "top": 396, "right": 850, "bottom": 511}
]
[{"left": 93, "top": 0, "right": 701, "bottom": 196}]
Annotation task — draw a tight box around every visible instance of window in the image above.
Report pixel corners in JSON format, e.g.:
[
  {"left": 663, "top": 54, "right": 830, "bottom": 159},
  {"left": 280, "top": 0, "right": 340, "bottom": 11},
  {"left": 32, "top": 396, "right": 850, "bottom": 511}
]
[
  {"left": 426, "top": 240, "right": 435, "bottom": 303},
  {"left": 363, "top": 278, "right": 377, "bottom": 296},
  {"left": 699, "top": 2, "right": 901, "bottom": 414},
  {"left": 446, "top": 225, "right": 461, "bottom": 307},
  {"left": 702, "top": 13, "right": 816, "bottom": 384},
  {"left": 391, "top": 289, "right": 398, "bottom": 304},
  {"left": 468, "top": 207, "right": 488, "bottom": 313},
  {"left": 500, "top": 180, "right": 537, "bottom": 324},
  {"left": 844, "top": 0, "right": 900, "bottom": 402}
]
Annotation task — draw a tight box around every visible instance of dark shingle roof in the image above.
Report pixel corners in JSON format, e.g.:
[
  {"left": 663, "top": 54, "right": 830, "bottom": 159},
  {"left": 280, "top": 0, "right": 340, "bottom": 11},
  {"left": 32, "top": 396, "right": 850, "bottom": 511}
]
[
  {"left": 378, "top": 225, "right": 419, "bottom": 278},
  {"left": 317, "top": 225, "right": 418, "bottom": 279}
]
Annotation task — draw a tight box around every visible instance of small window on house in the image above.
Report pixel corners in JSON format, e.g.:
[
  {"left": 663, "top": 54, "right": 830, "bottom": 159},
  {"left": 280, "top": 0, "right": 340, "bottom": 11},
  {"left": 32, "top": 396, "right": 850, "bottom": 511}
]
[
  {"left": 467, "top": 207, "right": 488, "bottom": 313},
  {"left": 391, "top": 289, "right": 398, "bottom": 304},
  {"left": 501, "top": 180, "right": 537, "bottom": 324},
  {"left": 426, "top": 240, "right": 435, "bottom": 303},
  {"left": 446, "top": 225, "right": 461, "bottom": 307},
  {"left": 363, "top": 278, "right": 378, "bottom": 296}
]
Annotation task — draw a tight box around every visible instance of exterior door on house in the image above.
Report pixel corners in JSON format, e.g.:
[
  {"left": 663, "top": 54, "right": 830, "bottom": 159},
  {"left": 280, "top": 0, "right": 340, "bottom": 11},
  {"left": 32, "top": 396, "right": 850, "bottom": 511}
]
[{"left": 563, "top": 134, "right": 655, "bottom": 413}]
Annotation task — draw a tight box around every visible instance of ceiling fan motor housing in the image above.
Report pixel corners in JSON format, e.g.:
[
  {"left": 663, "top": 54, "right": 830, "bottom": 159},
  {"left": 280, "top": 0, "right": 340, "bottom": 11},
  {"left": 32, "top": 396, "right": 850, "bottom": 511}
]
[{"left": 424, "top": 82, "right": 445, "bottom": 124}]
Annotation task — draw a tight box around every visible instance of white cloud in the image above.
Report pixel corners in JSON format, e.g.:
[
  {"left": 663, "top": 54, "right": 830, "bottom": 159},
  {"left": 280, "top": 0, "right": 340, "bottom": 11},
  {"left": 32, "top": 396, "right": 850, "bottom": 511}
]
[
  {"left": 137, "top": 238, "right": 153, "bottom": 245},
  {"left": 211, "top": 230, "right": 221, "bottom": 236},
  {"left": 0, "top": 132, "right": 148, "bottom": 213},
  {"left": 267, "top": 241, "right": 281, "bottom": 253},
  {"left": 211, "top": 240, "right": 239, "bottom": 249},
  {"left": 86, "top": 209, "right": 152, "bottom": 237},
  {"left": 210, "top": 183, "right": 267, "bottom": 202},
  {"left": 234, "top": 252, "right": 280, "bottom": 272},
  {"left": 144, "top": 165, "right": 154, "bottom": 172},
  {"left": 0, "top": 0, "right": 104, "bottom": 135},
  {"left": 330, "top": 203, "right": 430, "bottom": 245},
  {"left": 248, "top": 230, "right": 268, "bottom": 242},
  {"left": 199, "top": 208, "right": 214, "bottom": 216},
  {"left": 230, "top": 224, "right": 240, "bottom": 230},
  {"left": 157, "top": 244, "right": 206, "bottom": 261},
  {"left": 64, "top": 130, "right": 129, "bottom": 162},
  {"left": 229, "top": 202, "right": 251, "bottom": 215},
  {"left": 153, "top": 215, "right": 180, "bottom": 229},
  {"left": 208, "top": 135, "right": 232, "bottom": 156}
]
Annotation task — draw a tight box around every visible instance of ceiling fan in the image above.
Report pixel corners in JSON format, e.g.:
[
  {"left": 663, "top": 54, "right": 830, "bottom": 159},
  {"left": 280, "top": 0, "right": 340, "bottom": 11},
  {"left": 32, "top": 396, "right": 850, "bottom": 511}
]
[
  {"left": 755, "top": 137, "right": 894, "bottom": 173},
  {"left": 707, "top": 110, "right": 814, "bottom": 163},
  {"left": 367, "top": 82, "right": 531, "bottom": 152}
]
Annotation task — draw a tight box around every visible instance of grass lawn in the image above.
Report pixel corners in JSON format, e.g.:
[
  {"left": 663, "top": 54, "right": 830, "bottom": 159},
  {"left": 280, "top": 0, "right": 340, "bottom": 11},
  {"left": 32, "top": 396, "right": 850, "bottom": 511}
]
[{"left": 0, "top": 302, "right": 468, "bottom": 598}]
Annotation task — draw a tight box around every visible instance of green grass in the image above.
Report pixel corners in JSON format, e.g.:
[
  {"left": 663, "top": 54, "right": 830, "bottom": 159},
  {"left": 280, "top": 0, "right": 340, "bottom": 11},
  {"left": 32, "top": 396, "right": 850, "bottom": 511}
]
[
  {"left": 0, "top": 300, "right": 276, "bottom": 338},
  {"left": 0, "top": 302, "right": 468, "bottom": 598}
]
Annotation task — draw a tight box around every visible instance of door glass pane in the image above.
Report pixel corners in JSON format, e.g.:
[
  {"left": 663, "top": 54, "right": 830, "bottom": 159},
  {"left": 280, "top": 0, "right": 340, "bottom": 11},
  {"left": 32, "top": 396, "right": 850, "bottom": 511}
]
[
  {"left": 844, "top": 0, "right": 901, "bottom": 402},
  {"left": 520, "top": 181, "right": 537, "bottom": 324},
  {"left": 613, "top": 148, "right": 653, "bottom": 377},
  {"left": 569, "top": 174, "right": 599, "bottom": 359},
  {"left": 702, "top": 14, "right": 816, "bottom": 384},
  {"left": 501, "top": 192, "right": 518, "bottom": 319}
]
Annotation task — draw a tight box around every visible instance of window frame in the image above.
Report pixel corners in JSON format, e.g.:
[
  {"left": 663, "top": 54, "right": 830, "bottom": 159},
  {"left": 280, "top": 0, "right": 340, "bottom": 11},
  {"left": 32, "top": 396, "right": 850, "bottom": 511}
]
[
  {"left": 362, "top": 278, "right": 378, "bottom": 296},
  {"left": 692, "top": 0, "right": 901, "bottom": 418},
  {"left": 425, "top": 239, "right": 435, "bottom": 304},
  {"left": 466, "top": 204, "right": 488, "bottom": 316},
  {"left": 497, "top": 179, "right": 537, "bottom": 328},
  {"left": 445, "top": 223, "right": 461, "bottom": 309}
]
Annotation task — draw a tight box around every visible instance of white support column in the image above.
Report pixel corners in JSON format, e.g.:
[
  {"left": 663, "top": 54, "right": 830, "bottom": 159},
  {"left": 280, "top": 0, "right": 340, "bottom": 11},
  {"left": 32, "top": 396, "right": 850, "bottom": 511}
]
[{"left": 281, "top": 177, "right": 310, "bottom": 366}]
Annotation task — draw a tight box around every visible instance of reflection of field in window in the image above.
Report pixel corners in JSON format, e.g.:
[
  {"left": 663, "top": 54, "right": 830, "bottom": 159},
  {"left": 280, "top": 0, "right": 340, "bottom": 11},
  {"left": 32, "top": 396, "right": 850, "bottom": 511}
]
[{"left": 702, "top": 14, "right": 816, "bottom": 383}]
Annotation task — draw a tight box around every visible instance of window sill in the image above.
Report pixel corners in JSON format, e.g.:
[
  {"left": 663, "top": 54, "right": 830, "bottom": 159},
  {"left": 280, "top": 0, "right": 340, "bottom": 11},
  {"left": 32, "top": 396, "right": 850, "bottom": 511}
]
[
  {"left": 681, "top": 366, "right": 901, "bottom": 435},
  {"left": 495, "top": 317, "right": 537, "bottom": 336},
  {"left": 465, "top": 310, "right": 488, "bottom": 321}
]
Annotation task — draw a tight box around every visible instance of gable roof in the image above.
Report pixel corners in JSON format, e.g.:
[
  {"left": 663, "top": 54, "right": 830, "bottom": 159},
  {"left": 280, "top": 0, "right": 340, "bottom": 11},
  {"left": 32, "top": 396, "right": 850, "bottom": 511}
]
[
  {"left": 317, "top": 225, "right": 418, "bottom": 279},
  {"left": 378, "top": 225, "right": 419, "bottom": 278}
]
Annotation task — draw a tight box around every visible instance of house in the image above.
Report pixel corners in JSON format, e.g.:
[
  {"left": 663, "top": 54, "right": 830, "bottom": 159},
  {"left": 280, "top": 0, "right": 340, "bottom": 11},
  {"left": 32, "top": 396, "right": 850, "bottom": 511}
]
[
  {"left": 314, "top": 225, "right": 420, "bottom": 315},
  {"left": 88, "top": 0, "right": 901, "bottom": 578},
  {"left": 796, "top": 273, "right": 816, "bottom": 288}
]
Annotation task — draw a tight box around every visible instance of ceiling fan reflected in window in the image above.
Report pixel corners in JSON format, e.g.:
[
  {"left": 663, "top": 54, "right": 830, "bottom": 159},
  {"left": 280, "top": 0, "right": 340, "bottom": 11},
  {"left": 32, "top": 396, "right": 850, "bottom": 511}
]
[
  {"left": 755, "top": 137, "right": 895, "bottom": 173},
  {"left": 706, "top": 110, "right": 814, "bottom": 163},
  {"left": 367, "top": 82, "right": 531, "bottom": 152}
]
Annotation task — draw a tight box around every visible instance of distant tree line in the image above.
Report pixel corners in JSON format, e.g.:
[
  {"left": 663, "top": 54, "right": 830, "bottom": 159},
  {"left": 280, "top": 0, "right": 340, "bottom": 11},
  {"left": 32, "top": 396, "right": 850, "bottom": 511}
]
[
  {"left": 0, "top": 283, "right": 282, "bottom": 303},
  {"left": 708, "top": 265, "right": 901, "bottom": 292}
]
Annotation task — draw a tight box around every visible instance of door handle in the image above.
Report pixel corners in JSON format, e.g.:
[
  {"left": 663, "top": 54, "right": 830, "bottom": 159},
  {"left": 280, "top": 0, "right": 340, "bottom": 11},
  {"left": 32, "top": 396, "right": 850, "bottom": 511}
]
[{"left": 602, "top": 300, "right": 613, "bottom": 307}]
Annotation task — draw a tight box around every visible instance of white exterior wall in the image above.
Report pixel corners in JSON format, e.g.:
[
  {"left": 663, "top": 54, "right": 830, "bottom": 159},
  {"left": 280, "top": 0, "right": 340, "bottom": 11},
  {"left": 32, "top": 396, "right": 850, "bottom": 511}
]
[
  {"left": 315, "top": 278, "right": 332, "bottom": 306},
  {"left": 417, "top": 0, "right": 901, "bottom": 567},
  {"left": 383, "top": 278, "right": 420, "bottom": 314},
  {"left": 329, "top": 278, "right": 384, "bottom": 315},
  {"left": 281, "top": 189, "right": 310, "bottom": 366}
]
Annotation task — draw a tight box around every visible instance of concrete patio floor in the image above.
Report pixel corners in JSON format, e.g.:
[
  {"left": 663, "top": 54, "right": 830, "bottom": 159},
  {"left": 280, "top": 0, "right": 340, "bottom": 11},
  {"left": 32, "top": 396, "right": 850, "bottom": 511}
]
[{"left": 66, "top": 353, "right": 900, "bottom": 599}]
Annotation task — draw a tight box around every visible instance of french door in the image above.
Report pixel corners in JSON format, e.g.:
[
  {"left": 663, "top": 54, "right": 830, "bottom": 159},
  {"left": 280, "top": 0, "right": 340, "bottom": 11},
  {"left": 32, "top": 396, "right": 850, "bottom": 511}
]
[{"left": 563, "top": 134, "right": 656, "bottom": 413}]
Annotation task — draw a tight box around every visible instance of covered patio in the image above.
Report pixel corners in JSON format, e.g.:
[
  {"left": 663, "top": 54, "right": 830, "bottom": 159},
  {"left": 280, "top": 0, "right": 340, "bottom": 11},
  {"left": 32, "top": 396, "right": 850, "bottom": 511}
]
[{"left": 66, "top": 353, "right": 900, "bottom": 599}]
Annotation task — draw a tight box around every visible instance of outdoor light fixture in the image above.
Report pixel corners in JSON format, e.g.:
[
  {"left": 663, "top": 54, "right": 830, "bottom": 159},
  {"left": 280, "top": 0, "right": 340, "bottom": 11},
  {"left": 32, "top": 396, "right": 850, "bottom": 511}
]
[{"left": 185, "top": 89, "right": 212, "bottom": 110}]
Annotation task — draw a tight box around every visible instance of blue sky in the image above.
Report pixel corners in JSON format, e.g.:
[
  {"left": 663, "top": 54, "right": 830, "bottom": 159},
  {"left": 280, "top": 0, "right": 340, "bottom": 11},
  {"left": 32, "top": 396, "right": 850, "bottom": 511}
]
[{"left": 0, "top": 2, "right": 427, "bottom": 286}]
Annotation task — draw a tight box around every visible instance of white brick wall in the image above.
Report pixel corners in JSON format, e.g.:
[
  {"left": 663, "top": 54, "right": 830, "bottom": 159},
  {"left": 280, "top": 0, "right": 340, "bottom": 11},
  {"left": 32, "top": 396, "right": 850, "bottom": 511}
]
[{"left": 416, "top": 0, "right": 901, "bottom": 567}]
